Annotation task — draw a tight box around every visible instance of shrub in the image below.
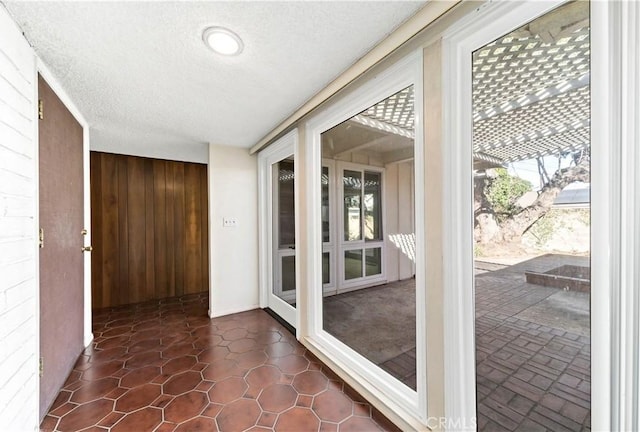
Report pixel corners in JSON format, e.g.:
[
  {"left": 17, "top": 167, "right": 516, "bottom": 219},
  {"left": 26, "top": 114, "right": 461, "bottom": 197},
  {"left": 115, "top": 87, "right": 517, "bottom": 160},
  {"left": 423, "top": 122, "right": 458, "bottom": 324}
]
[{"left": 485, "top": 168, "right": 532, "bottom": 219}]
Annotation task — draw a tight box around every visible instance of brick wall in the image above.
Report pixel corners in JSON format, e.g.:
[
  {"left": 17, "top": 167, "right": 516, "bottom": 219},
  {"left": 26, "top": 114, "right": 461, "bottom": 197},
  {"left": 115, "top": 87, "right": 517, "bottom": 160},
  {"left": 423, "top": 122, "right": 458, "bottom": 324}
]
[{"left": 0, "top": 5, "right": 39, "bottom": 430}]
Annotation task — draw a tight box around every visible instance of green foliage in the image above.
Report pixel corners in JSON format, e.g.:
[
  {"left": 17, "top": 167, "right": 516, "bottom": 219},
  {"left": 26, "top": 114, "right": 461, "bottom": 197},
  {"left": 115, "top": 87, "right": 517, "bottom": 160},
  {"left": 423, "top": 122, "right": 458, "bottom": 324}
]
[
  {"left": 485, "top": 168, "right": 532, "bottom": 219},
  {"left": 527, "top": 210, "right": 560, "bottom": 247}
]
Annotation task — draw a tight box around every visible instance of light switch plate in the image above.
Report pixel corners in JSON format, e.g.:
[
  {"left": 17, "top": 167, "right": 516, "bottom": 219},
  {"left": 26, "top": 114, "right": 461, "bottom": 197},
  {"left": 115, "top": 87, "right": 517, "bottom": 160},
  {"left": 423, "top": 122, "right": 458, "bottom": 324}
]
[{"left": 223, "top": 217, "right": 238, "bottom": 228}]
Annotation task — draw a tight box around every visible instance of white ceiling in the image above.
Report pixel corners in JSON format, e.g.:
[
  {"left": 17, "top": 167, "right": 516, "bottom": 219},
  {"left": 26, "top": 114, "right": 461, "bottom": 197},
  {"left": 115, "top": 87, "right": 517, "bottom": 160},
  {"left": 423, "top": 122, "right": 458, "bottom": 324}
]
[{"left": 5, "top": 1, "right": 426, "bottom": 155}]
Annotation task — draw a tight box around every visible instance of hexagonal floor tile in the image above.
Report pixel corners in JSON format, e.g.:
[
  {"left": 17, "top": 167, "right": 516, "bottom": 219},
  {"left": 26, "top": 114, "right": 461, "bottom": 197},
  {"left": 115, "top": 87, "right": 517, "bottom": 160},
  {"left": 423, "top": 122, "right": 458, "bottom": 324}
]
[
  {"left": 41, "top": 296, "right": 397, "bottom": 432},
  {"left": 217, "top": 398, "right": 261, "bottom": 431},
  {"left": 175, "top": 416, "right": 218, "bottom": 432},
  {"left": 120, "top": 366, "right": 160, "bottom": 388},
  {"left": 202, "top": 359, "right": 245, "bottom": 381},
  {"left": 222, "top": 328, "right": 248, "bottom": 341},
  {"left": 163, "top": 371, "right": 202, "bottom": 395},
  {"left": 265, "top": 342, "right": 295, "bottom": 358},
  {"left": 339, "top": 416, "right": 384, "bottom": 431},
  {"left": 114, "top": 383, "right": 161, "bottom": 412},
  {"left": 164, "top": 391, "right": 209, "bottom": 423},
  {"left": 292, "top": 370, "right": 329, "bottom": 395},
  {"left": 56, "top": 399, "right": 113, "bottom": 431},
  {"left": 70, "top": 377, "right": 119, "bottom": 404},
  {"left": 236, "top": 350, "right": 268, "bottom": 369},
  {"left": 82, "top": 360, "right": 123, "bottom": 381},
  {"left": 275, "top": 407, "right": 320, "bottom": 432},
  {"left": 258, "top": 384, "right": 297, "bottom": 413},
  {"left": 111, "top": 407, "right": 162, "bottom": 432},
  {"left": 162, "top": 355, "right": 197, "bottom": 375},
  {"left": 269, "top": 354, "right": 309, "bottom": 374},
  {"left": 246, "top": 365, "right": 281, "bottom": 389},
  {"left": 228, "top": 338, "right": 260, "bottom": 353},
  {"left": 312, "top": 389, "right": 354, "bottom": 423},
  {"left": 208, "top": 377, "right": 247, "bottom": 404}
]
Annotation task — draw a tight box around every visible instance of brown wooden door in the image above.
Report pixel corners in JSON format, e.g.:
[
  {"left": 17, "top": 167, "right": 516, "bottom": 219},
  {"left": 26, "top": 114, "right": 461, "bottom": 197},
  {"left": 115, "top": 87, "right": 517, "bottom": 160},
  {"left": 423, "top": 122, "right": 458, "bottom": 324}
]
[
  {"left": 90, "top": 152, "right": 209, "bottom": 308},
  {"left": 38, "top": 75, "right": 85, "bottom": 418}
]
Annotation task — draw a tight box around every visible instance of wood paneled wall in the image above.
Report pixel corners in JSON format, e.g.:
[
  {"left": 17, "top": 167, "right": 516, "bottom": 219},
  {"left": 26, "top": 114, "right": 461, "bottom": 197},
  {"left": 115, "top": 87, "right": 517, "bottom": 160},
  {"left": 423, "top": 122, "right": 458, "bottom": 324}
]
[{"left": 90, "top": 152, "right": 208, "bottom": 309}]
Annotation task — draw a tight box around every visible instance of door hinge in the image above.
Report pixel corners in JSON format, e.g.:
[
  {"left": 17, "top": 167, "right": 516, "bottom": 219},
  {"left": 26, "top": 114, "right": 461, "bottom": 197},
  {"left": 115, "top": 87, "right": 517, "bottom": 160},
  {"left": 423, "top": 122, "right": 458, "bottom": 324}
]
[
  {"left": 38, "top": 99, "right": 43, "bottom": 120},
  {"left": 39, "top": 228, "right": 44, "bottom": 248},
  {"left": 39, "top": 356, "right": 44, "bottom": 377}
]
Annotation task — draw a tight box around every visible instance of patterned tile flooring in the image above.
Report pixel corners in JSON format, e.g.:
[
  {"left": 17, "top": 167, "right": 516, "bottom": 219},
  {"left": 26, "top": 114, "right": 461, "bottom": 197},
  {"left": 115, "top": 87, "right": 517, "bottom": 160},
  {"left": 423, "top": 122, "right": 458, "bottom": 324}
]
[
  {"left": 475, "top": 255, "right": 590, "bottom": 431},
  {"left": 40, "top": 293, "right": 398, "bottom": 432}
]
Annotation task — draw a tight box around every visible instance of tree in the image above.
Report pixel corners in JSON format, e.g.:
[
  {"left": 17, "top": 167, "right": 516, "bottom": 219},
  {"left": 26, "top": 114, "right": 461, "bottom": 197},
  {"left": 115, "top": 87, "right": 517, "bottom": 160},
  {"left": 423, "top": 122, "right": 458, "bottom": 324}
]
[{"left": 474, "top": 149, "right": 590, "bottom": 246}]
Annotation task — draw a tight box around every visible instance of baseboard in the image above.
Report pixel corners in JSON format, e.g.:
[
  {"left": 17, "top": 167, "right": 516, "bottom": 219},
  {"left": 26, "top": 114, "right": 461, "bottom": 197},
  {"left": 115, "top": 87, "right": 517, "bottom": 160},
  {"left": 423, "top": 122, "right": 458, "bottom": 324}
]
[{"left": 209, "top": 304, "right": 260, "bottom": 318}]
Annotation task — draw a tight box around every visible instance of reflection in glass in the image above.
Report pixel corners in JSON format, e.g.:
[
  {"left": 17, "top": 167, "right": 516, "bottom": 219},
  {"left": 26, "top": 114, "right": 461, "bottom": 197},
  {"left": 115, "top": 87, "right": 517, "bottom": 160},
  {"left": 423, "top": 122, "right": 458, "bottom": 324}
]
[
  {"left": 322, "top": 166, "right": 330, "bottom": 243},
  {"left": 322, "top": 252, "right": 330, "bottom": 285},
  {"left": 344, "top": 170, "right": 362, "bottom": 241},
  {"left": 365, "top": 247, "right": 382, "bottom": 276},
  {"left": 344, "top": 249, "right": 363, "bottom": 280},
  {"left": 281, "top": 256, "right": 295, "bottom": 292},
  {"left": 364, "top": 172, "right": 382, "bottom": 241},
  {"left": 278, "top": 160, "right": 295, "bottom": 247},
  {"left": 321, "top": 85, "right": 416, "bottom": 391},
  {"left": 471, "top": 5, "right": 591, "bottom": 427},
  {"left": 273, "top": 158, "right": 296, "bottom": 305}
]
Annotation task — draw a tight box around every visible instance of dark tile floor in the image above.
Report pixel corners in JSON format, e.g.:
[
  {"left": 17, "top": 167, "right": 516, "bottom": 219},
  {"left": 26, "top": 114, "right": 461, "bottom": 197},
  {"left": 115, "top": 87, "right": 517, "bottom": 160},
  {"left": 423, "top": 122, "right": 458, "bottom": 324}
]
[{"left": 40, "top": 293, "right": 398, "bottom": 432}]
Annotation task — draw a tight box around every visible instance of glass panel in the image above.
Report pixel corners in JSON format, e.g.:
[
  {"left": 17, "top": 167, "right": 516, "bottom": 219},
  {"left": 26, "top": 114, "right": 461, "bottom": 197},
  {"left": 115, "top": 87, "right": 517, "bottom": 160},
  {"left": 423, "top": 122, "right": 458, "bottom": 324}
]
[
  {"left": 344, "top": 249, "right": 363, "bottom": 280},
  {"left": 272, "top": 156, "right": 296, "bottom": 307},
  {"left": 281, "top": 255, "right": 296, "bottom": 293},
  {"left": 364, "top": 172, "right": 382, "bottom": 241},
  {"left": 365, "top": 247, "right": 382, "bottom": 276},
  {"left": 322, "top": 252, "right": 330, "bottom": 285},
  {"left": 322, "top": 166, "right": 330, "bottom": 243},
  {"left": 472, "top": 4, "right": 591, "bottom": 427},
  {"left": 343, "top": 170, "right": 362, "bottom": 241},
  {"left": 278, "top": 160, "right": 295, "bottom": 248},
  {"left": 321, "top": 85, "right": 416, "bottom": 391}
]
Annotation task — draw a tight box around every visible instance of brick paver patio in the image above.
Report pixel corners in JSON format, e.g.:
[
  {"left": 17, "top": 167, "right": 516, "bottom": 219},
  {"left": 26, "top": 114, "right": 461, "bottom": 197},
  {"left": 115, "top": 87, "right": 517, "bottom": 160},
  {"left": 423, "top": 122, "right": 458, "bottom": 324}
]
[{"left": 475, "top": 254, "right": 590, "bottom": 431}]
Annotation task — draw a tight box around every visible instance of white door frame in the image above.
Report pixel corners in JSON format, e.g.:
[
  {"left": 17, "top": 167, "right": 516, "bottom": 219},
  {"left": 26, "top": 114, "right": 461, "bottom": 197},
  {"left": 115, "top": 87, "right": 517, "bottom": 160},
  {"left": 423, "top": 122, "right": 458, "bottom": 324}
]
[
  {"left": 321, "top": 159, "right": 337, "bottom": 294},
  {"left": 304, "top": 51, "right": 427, "bottom": 421},
  {"left": 36, "top": 60, "right": 93, "bottom": 349},
  {"left": 335, "top": 161, "right": 386, "bottom": 292},
  {"left": 258, "top": 129, "right": 298, "bottom": 330},
  {"left": 594, "top": 2, "right": 640, "bottom": 430},
  {"left": 441, "top": 1, "right": 620, "bottom": 430}
]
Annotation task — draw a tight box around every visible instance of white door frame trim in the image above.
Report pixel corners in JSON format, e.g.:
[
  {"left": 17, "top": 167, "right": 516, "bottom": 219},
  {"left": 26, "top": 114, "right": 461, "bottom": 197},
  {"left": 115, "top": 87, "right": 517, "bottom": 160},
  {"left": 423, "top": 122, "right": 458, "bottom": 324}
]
[
  {"left": 441, "top": 1, "right": 620, "bottom": 430},
  {"left": 597, "top": 2, "right": 640, "bottom": 430},
  {"left": 257, "top": 129, "right": 299, "bottom": 331},
  {"left": 303, "top": 51, "right": 427, "bottom": 424},
  {"left": 36, "top": 59, "right": 93, "bottom": 349}
]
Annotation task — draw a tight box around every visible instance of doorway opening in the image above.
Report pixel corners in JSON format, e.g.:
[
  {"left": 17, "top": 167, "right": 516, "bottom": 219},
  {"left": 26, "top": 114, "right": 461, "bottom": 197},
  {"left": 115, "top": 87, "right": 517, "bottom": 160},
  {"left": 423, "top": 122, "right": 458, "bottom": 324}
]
[{"left": 471, "top": 3, "right": 591, "bottom": 430}]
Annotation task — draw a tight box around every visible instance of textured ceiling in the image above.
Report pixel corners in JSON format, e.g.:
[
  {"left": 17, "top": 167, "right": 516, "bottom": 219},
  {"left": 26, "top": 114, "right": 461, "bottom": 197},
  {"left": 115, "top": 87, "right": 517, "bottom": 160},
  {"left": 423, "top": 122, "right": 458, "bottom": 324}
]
[{"left": 5, "top": 1, "right": 426, "bottom": 153}]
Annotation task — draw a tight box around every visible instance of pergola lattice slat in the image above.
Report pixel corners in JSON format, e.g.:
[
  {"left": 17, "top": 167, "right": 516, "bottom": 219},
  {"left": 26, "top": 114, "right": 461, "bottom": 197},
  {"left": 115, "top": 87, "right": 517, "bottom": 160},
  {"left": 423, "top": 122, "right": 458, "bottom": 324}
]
[{"left": 352, "top": 19, "right": 590, "bottom": 166}]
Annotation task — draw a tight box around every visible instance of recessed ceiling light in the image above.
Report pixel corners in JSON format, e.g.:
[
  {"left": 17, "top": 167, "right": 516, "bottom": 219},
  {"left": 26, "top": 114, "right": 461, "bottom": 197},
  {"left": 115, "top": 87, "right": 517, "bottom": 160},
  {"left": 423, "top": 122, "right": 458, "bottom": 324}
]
[{"left": 202, "top": 26, "right": 244, "bottom": 56}]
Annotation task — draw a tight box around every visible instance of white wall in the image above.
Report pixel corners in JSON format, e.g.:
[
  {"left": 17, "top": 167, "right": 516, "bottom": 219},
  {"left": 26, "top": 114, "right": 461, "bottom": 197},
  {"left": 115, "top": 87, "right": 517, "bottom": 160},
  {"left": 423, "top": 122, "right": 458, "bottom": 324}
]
[
  {"left": 0, "top": 6, "right": 39, "bottom": 430},
  {"left": 385, "top": 160, "right": 415, "bottom": 282},
  {"left": 208, "top": 144, "right": 259, "bottom": 317},
  {"left": 91, "top": 128, "right": 209, "bottom": 164}
]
